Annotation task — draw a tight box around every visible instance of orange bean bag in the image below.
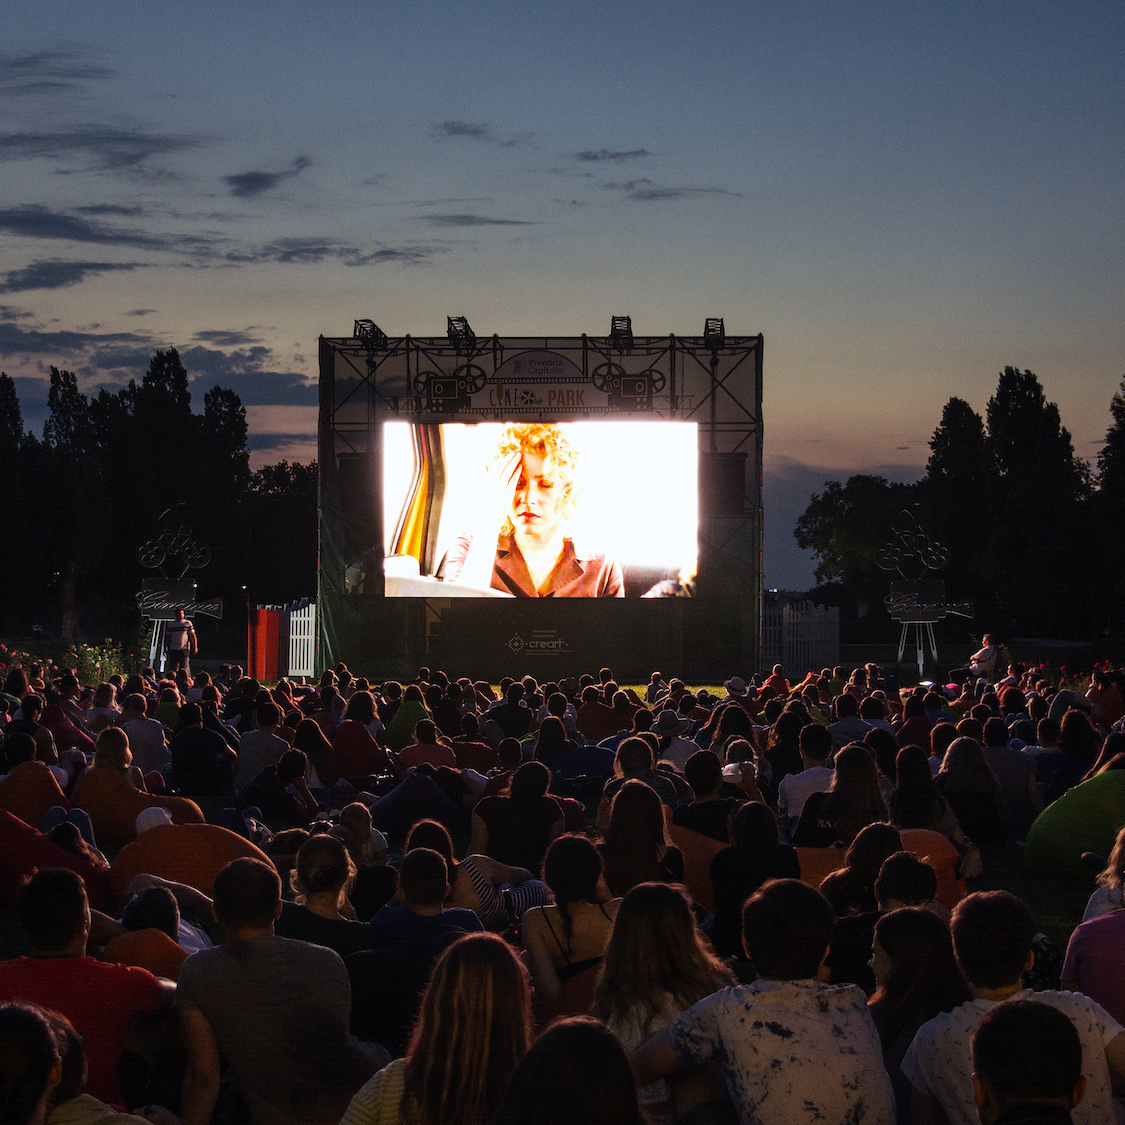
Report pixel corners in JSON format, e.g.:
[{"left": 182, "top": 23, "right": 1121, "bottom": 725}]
[
  {"left": 795, "top": 845, "right": 848, "bottom": 890},
  {"left": 668, "top": 824, "right": 727, "bottom": 915},
  {"left": 0, "top": 761, "right": 70, "bottom": 833},
  {"left": 73, "top": 767, "right": 204, "bottom": 851},
  {"left": 899, "top": 828, "right": 965, "bottom": 911},
  {"left": 109, "top": 822, "right": 272, "bottom": 900}
]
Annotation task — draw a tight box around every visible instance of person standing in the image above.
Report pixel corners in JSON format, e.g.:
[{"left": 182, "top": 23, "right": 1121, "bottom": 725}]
[{"left": 164, "top": 610, "right": 197, "bottom": 675}]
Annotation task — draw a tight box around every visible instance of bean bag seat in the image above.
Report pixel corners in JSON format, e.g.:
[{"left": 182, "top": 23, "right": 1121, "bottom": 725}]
[
  {"left": 899, "top": 828, "right": 965, "bottom": 910},
  {"left": 109, "top": 822, "right": 271, "bottom": 900},
  {"left": 668, "top": 824, "right": 727, "bottom": 915},
  {"left": 0, "top": 762, "right": 70, "bottom": 833},
  {"left": 796, "top": 845, "right": 847, "bottom": 890},
  {"left": 0, "top": 810, "right": 114, "bottom": 909},
  {"left": 102, "top": 928, "right": 191, "bottom": 981},
  {"left": 1025, "top": 771, "right": 1125, "bottom": 883},
  {"left": 74, "top": 768, "right": 204, "bottom": 851}
]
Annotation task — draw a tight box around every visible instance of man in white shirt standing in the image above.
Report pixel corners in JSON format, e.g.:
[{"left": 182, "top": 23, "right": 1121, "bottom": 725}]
[{"left": 164, "top": 609, "right": 197, "bottom": 675}]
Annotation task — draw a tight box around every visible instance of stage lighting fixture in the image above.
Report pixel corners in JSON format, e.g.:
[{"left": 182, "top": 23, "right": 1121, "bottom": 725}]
[
  {"left": 609, "top": 315, "right": 633, "bottom": 353},
  {"left": 447, "top": 316, "right": 476, "bottom": 352},
  {"left": 353, "top": 320, "right": 388, "bottom": 348},
  {"left": 703, "top": 318, "right": 725, "bottom": 349}
]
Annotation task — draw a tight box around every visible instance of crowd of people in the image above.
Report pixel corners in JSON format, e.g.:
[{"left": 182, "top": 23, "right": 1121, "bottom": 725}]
[{"left": 1, "top": 651, "right": 1125, "bottom": 1125}]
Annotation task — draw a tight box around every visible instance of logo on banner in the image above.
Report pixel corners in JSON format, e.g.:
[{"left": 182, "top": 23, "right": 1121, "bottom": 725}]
[{"left": 505, "top": 629, "right": 571, "bottom": 656}]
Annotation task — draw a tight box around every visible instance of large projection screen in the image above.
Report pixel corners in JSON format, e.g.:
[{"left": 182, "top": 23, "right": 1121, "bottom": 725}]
[
  {"left": 382, "top": 421, "right": 698, "bottom": 599},
  {"left": 318, "top": 331, "right": 762, "bottom": 679}
]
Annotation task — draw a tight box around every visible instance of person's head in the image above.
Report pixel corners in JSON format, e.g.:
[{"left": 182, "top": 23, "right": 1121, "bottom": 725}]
[
  {"left": 546, "top": 691, "right": 568, "bottom": 719},
  {"left": 971, "top": 1000, "right": 1085, "bottom": 1122},
  {"left": 1097, "top": 824, "right": 1125, "bottom": 895},
  {"left": 491, "top": 1017, "right": 644, "bottom": 1125},
  {"left": 938, "top": 736, "right": 997, "bottom": 792},
  {"left": 741, "top": 879, "right": 835, "bottom": 980},
  {"left": 404, "top": 818, "right": 455, "bottom": 869},
  {"left": 542, "top": 834, "right": 604, "bottom": 906},
  {"left": 614, "top": 736, "right": 654, "bottom": 777},
  {"left": 18, "top": 870, "right": 88, "bottom": 954},
  {"left": 91, "top": 683, "right": 116, "bottom": 710},
  {"left": 338, "top": 801, "right": 374, "bottom": 841},
  {"left": 606, "top": 779, "right": 668, "bottom": 850},
  {"left": 291, "top": 834, "right": 355, "bottom": 904},
  {"left": 276, "top": 748, "right": 308, "bottom": 786},
  {"left": 496, "top": 738, "right": 523, "bottom": 770},
  {"left": 1058, "top": 710, "right": 1101, "bottom": 763},
  {"left": 858, "top": 695, "right": 885, "bottom": 722},
  {"left": 495, "top": 422, "right": 580, "bottom": 540},
  {"left": 869, "top": 907, "right": 970, "bottom": 1038},
  {"left": 4, "top": 733, "right": 37, "bottom": 767},
  {"left": 0, "top": 1003, "right": 61, "bottom": 1125},
  {"left": 950, "top": 891, "right": 1035, "bottom": 990},
  {"left": 835, "top": 692, "right": 859, "bottom": 718},
  {"left": 683, "top": 750, "right": 723, "bottom": 799},
  {"left": 403, "top": 933, "right": 532, "bottom": 1125},
  {"left": 535, "top": 715, "right": 567, "bottom": 752},
  {"left": 874, "top": 851, "right": 938, "bottom": 909},
  {"left": 255, "top": 702, "right": 279, "bottom": 730},
  {"left": 121, "top": 886, "right": 180, "bottom": 940},
  {"left": 982, "top": 717, "right": 1010, "bottom": 749},
  {"left": 827, "top": 744, "right": 888, "bottom": 843},
  {"left": 93, "top": 728, "right": 131, "bottom": 771},
  {"left": 1036, "top": 716, "right": 1060, "bottom": 748},
  {"left": 729, "top": 800, "right": 781, "bottom": 848},
  {"left": 842, "top": 821, "right": 903, "bottom": 881},
  {"left": 413, "top": 718, "right": 438, "bottom": 745},
  {"left": 593, "top": 883, "right": 733, "bottom": 1031},
  {"left": 212, "top": 858, "right": 282, "bottom": 936},
  {"left": 398, "top": 848, "right": 449, "bottom": 910},
  {"left": 930, "top": 721, "right": 958, "bottom": 762},
  {"left": 344, "top": 690, "right": 377, "bottom": 724},
  {"left": 19, "top": 695, "right": 43, "bottom": 722},
  {"left": 509, "top": 760, "right": 550, "bottom": 800}
]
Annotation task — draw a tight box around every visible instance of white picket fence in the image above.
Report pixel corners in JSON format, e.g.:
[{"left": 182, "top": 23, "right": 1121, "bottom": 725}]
[
  {"left": 761, "top": 601, "right": 840, "bottom": 677},
  {"left": 279, "top": 600, "right": 317, "bottom": 678}
]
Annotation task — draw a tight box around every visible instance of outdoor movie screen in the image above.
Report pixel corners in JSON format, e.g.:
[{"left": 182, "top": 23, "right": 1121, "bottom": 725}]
[{"left": 383, "top": 421, "right": 698, "bottom": 598}]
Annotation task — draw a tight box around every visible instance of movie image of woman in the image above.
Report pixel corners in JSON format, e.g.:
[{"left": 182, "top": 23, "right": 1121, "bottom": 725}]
[{"left": 444, "top": 423, "right": 624, "bottom": 598}]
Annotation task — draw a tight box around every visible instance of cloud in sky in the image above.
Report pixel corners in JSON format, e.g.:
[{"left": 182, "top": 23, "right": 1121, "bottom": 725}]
[
  {"left": 0, "top": 204, "right": 179, "bottom": 250},
  {"left": 224, "top": 237, "right": 443, "bottom": 267},
  {"left": 574, "top": 148, "right": 651, "bottom": 162},
  {"left": 126, "top": 308, "right": 156, "bottom": 317},
  {"left": 430, "top": 121, "right": 532, "bottom": 148},
  {"left": 0, "top": 259, "right": 145, "bottom": 293},
  {"left": 194, "top": 328, "right": 262, "bottom": 346},
  {"left": 223, "top": 154, "right": 311, "bottom": 199},
  {"left": 604, "top": 178, "right": 739, "bottom": 202},
  {"left": 0, "top": 125, "right": 204, "bottom": 172},
  {"left": 0, "top": 51, "right": 116, "bottom": 97},
  {"left": 422, "top": 214, "right": 538, "bottom": 227}
]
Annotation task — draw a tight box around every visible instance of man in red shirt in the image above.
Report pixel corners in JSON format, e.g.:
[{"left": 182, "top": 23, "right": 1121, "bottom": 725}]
[{"left": 0, "top": 868, "right": 174, "bottom": 1107}]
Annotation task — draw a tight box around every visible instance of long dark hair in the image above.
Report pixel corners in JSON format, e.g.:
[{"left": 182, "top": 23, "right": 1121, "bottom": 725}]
[
  {"left": 591, "top": 883, "right": 734, "bottom": 1037},
  {"left": 400, "top": 933, "right": 532, "bottom": 1125},
  {"left": 542, "top": 834, "right": 606, "bottom": 948},
  {"left": 601, "top": 780, "right": 670, "bottom": 898},
  {"left": 889, "top": 744, "right": 943, "bottom": 829},
  {"left": 869, "top": 907, "right": 970, "bottom": 1048}
]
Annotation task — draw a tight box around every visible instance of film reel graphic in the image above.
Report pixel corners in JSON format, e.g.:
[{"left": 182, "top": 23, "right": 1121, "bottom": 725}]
[{"left": 137, "top": 506, "right": 212, "bottom": 579}]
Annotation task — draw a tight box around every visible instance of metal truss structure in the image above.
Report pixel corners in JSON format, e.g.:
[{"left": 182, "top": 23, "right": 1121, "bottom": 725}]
[{"left": 317, "top": 323, "right": 764, "bottom": 679}]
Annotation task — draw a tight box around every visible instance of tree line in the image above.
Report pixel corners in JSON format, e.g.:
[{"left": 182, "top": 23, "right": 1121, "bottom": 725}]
[
  {"left": 795, "top": 366, "right": 1125, "bottom": 638},
  {"left": 0, "top": 349, "right": 317, "bottom": 642}
]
